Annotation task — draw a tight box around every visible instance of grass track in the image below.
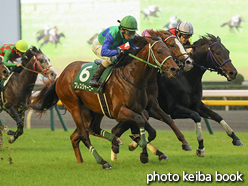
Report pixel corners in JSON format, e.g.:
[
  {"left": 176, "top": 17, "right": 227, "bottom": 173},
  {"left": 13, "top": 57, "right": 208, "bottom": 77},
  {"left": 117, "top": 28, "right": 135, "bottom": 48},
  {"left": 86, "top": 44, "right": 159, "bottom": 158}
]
[{"left": 0, "top": 129, "right": 247, "bottom": 185}]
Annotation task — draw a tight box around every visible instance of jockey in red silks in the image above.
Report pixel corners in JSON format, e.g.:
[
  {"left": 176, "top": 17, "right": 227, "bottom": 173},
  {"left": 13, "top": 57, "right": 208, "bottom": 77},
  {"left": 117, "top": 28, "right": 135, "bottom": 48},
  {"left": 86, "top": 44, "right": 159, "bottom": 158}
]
[{"left": 141, "top": 21, "right": 194, "bottom": 54}]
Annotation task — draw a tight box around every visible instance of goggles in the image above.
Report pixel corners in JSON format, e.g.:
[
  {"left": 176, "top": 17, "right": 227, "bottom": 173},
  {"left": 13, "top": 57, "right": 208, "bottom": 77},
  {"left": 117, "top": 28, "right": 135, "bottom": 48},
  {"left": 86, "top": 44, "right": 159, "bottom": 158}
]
[
  {"left": 181, "top": 34, "right": 192, "bottom": 39},
  {"left": 125, "top": 30, "right": 136, "bottom": 37}
]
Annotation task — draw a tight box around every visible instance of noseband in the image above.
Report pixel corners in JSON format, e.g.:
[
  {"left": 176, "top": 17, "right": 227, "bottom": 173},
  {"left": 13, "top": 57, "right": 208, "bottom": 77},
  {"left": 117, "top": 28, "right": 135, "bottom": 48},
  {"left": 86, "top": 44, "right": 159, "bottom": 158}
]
[
  {"left": 22, "top": 53, "right": 52, "bottom": 75},
  {"left": 163, "top": 35, "right": 190, "bottom": 68},
  {"left": 195, "top": 41, "right": 231, "bottom": 76}
]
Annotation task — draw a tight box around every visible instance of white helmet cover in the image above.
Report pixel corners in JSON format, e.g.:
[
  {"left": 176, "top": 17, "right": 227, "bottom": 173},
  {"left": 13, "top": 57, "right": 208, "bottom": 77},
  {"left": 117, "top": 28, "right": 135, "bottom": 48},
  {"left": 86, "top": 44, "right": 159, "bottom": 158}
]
[{"left": 177, "top": 21, "right": 194, "bottom": 35}]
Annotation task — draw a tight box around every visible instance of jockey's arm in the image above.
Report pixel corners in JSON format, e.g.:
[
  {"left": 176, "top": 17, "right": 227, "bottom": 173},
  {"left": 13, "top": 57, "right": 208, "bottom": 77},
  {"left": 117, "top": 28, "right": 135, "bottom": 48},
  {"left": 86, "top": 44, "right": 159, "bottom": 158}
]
[{"left": 2, "top": 51, "right": 17, "bottom": 67}]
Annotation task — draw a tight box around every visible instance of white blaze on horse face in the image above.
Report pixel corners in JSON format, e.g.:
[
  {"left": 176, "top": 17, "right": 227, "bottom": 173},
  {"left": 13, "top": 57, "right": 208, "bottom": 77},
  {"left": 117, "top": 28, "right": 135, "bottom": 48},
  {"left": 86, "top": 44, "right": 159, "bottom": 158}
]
[
  {"left": 43, "top": 55, "right": 57, "bottom": 80},
  {"left": 174, "top": 39, "right": 193, "bottom": 71}
]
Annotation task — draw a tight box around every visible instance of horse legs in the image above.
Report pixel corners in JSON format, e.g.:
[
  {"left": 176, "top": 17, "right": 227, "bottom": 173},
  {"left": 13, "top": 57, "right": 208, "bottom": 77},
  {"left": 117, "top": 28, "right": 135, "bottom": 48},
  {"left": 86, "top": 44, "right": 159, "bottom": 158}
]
[
  {"left": 70, "top": 128, "right": 83, "bottom": 163},
  {"left": 170, "top": 106, "right": 205, "bottom": 157},
  {"left": 116, "top": 106, "right": 147, "bottom": 148},
  {"left": 197, "top": 102, "right": 243, "bottom": 146},
  {"left": 7, "top": 106, "right": 24, "bottom": 144},
  {"left": 61, "top": 96, "right": 112, "bottom": 169},
  {"left": 147, "top": 103, "right": 191, "bottom": 151}
]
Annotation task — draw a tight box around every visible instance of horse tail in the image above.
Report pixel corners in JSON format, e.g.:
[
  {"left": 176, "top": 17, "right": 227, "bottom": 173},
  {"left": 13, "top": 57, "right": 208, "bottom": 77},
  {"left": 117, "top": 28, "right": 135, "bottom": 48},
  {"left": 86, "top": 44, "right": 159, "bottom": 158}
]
[
  {"left": 220, "top": 22, "right": 227, "bottom": 27},
  {"left": 29, "top": 79, "right": 59, "bottom": 112}
]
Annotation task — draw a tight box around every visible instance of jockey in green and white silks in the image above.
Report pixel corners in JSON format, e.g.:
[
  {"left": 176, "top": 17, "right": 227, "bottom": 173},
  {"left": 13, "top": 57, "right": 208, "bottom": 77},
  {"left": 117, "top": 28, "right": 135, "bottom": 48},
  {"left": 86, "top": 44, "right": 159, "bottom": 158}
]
[
  {"left": 90, "top": 15, "right": 138, "bottom": 87},
  {"left": 0, "top": 40, "right": 28, "bottom": 70}
]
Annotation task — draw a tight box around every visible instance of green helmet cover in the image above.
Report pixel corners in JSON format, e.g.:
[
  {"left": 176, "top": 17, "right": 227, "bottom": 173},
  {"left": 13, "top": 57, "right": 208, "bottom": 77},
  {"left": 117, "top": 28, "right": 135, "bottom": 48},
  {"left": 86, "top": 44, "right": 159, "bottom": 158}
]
[{"left": 120, "top": 15, "right": 138, "bottom": 31}]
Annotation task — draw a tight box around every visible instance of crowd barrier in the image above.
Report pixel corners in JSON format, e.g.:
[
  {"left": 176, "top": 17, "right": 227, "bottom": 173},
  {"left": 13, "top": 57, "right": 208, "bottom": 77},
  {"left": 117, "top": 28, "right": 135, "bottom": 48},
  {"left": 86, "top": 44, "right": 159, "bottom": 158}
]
[{"left": 26, "top": 90, "right": 248, "bottom": 133}]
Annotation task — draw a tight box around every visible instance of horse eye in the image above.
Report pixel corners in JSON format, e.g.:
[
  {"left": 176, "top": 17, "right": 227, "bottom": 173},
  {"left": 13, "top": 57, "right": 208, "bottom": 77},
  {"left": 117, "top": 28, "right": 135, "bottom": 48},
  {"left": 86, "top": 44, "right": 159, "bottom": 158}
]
[{"left": 157, "top": 50, "right": 162, "bottom": 54}]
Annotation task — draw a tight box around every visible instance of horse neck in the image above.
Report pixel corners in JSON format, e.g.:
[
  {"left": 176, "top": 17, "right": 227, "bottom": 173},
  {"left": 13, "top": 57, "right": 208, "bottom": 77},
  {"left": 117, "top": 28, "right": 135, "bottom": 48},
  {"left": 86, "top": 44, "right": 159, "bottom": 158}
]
[
  {"left": 19, "top": 58, "right": 39, "bottom": 88},
  {"left": 122, "top": 51, "right": 156, "bottom": 88},
  {"left": 184, "top": 46, "right": 209, "bottom": 84}
]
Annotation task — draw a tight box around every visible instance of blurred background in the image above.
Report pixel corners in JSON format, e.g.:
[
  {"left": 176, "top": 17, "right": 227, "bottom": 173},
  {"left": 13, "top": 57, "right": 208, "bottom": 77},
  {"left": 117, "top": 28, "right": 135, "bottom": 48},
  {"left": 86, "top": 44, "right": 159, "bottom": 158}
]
[{"left": 1, "top": 0, "right": 248, "bottom": 82}]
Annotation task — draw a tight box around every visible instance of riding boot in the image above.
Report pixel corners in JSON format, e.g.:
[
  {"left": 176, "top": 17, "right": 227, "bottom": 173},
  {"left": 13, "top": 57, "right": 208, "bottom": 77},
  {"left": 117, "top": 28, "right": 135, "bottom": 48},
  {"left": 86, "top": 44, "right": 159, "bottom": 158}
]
[{"left": 89, "top": 64, "right": 106, "bottom": 87}]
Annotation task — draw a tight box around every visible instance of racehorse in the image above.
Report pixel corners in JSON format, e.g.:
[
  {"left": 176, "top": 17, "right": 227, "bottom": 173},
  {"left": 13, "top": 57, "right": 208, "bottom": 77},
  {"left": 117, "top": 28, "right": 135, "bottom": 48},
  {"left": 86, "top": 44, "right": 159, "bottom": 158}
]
[
  {"left": 39, "top": 33, "right": 66, "bottom": 50},
  {"left": 113, "top": 33, "right": 241, "bottom": 158},
  {"left": 0, "top": 46, "right": 56, "bottom": 143},
  {"left": 110, "top": 29, "right": 194, "bottom": 163},
  {"left": 221, "top": 17, "right": 245, "bottom": 33},
  {"left": 30, "top": 36, "right": 179, "bottom": 169},
  {"left": 141, "top": 5, "right": 162, "bottom": 20},
  {"left": 0, "top": 59, "right": 10, "bottom": 81},
  {"left": 163, "top": 17, "right": 182, "bottom": 29}
]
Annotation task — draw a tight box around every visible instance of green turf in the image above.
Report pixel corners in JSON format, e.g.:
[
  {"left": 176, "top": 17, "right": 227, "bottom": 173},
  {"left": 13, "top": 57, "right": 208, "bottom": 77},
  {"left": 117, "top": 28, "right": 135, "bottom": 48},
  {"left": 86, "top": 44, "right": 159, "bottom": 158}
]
[
  {"left": 0, "top": 129, "right": 247, "bottom": 185},
  {"left": 21, "top": 0, "right": 248, "bottom": 81}
]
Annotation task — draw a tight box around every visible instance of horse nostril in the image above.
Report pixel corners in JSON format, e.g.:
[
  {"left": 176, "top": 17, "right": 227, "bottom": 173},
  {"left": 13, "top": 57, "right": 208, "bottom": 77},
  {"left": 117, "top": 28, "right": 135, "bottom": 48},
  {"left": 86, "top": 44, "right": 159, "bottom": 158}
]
[
  {"left": 171, "top": 67, "right": 177, "bottom": 72},
  {"left": 186, "top": 59, "right": 193, "bottom": 65}
]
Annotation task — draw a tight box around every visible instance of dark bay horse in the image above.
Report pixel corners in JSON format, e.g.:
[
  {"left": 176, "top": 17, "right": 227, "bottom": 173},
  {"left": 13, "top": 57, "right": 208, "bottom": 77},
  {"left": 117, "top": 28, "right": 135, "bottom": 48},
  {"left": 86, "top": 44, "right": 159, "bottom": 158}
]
[
  {"left": 30, "top": 36, "right": 179, "bottom": 169},
  {"left": 0, "top": 46, "right": 57, "bottom": 143},
  {"left": 110, "top": 30, "right": 194, "bottom": 163},
  {"left": 115, "top": 34, "right": 241, "bottom": 158}
]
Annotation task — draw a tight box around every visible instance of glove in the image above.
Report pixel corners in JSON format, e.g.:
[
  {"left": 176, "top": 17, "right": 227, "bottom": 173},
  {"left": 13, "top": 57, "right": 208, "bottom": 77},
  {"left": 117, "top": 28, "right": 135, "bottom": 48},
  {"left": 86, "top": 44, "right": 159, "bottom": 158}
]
[{"left": 118, "top": 49, "right": 129, "bottom": 55}]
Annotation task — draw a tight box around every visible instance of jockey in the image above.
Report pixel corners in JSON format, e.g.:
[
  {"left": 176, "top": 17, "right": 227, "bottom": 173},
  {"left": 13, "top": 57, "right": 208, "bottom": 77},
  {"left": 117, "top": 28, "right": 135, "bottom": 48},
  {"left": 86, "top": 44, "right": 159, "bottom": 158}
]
[
  {"left": 168, "top": 21, "right": 194, "bottom": 54},
  {"left": 89, "top": 15, "right": 138, "bottom": 87},
  {"left": 231, "top": 14, "right": 240, "bottom": 26},
  {"left": 0, "top": 40, "right": 28, "bottom": 69},
  {"left": 141, "top": 21, "right": 194, "bottom": 54}
]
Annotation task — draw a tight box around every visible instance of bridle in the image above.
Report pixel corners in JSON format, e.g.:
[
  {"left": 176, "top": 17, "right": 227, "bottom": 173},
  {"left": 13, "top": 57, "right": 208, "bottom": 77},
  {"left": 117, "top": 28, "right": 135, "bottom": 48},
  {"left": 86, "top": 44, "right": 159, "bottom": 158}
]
[
  {"left": 163, "top": 35, "right": 190, "bottom": 68},
  {"left": 121, "top": 40, "right": 173, "bottom": 89},
  {"left": 194, "top": 41, "right": 231, "bottom": 76},
  {"left": 22, "top": 53, "right": 52, "bottom": 75}
]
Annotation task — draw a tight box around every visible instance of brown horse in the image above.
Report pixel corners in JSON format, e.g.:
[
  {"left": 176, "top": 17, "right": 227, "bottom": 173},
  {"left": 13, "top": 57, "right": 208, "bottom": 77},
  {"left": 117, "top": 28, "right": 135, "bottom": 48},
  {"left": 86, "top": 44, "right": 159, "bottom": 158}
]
[
  {"left": 110, "top": 30, "right": 194, "bottom": 162},
  {"left": 30, "top": 36, "right": 179, "bottom": 169},
  {"left": 0, "top": 46, "right": 57, "bottom": 143}
]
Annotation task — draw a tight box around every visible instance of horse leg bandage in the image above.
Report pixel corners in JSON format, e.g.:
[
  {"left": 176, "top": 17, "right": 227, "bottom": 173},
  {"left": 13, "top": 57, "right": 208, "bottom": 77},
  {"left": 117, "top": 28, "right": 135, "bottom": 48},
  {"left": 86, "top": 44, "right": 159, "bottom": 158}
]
[
  {"left": 196, "top": 122, "right": 204, "bottom": 141},
  {"left": 220, "top": 120, "right": 233, "bottom": 136}
]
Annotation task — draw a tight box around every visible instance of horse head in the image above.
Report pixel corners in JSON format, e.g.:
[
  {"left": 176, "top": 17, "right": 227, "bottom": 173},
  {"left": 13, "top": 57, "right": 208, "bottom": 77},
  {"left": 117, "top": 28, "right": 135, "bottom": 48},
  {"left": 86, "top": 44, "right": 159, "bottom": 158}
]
[
  {"left": 147, "top": 29, "right": 194, "bottom": 71},
  {"left": 0, "top": 58, "right": 10, "bottom": 80},
  {"left": 21, "top": 46, "right": 57, "bottom": 81},
  {"left": 143, "top": 37, "right": 179, "bottom": 78},
  {"left": 193, "top": 34, "right": 237, "bottom": 81}
]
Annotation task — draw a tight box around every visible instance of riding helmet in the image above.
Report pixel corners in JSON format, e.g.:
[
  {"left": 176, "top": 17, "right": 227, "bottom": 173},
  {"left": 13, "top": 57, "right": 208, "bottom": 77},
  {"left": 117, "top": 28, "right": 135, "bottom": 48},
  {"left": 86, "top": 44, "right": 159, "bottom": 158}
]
[
  {"left": 177, "top": 21, "right": 194, "bottom": 35},
  {"left": 15, "top": 40, "right": 28, "bottom": 53},
  {"left": 119, "top": 15, "right": 138, "bottom": 31}
]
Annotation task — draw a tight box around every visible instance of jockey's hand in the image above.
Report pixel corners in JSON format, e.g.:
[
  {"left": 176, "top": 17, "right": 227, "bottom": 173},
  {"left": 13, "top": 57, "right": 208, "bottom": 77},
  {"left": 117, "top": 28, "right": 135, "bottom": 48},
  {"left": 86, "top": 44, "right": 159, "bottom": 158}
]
[
  {"left": 16, "top": 63, "right": 23, "bottom": 67},
  {"left": 119, "top": 49, "right": 129, "bottom": 55},
  {"left": 186, "top": 48, "right": 193, "bottom": 55}
]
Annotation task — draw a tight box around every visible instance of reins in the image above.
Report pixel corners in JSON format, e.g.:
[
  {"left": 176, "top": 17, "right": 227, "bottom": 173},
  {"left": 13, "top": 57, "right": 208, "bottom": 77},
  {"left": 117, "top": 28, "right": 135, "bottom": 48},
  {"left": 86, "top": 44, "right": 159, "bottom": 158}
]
[
  {"left": 194, "top": 41, "right": 231, "bottom": 75},
  {"left": 120, "top": 40, "right": 173, "bottom": 89},
  {"left": 128, "top": 40, "right": 173, "bottom": 73},
  {"left": 21, "top": 53, "right": 52, "bottom": 75}
]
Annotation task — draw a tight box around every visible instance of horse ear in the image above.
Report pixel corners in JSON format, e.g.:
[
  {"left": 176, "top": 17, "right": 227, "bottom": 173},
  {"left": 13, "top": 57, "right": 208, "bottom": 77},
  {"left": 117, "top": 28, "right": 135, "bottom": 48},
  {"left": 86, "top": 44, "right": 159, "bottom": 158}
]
[
  {"left": 217, "top": 36, "right": 221, "bottom": 42},
  {"left": 144, "top": 37, "right": 153, "bottom": 44}
]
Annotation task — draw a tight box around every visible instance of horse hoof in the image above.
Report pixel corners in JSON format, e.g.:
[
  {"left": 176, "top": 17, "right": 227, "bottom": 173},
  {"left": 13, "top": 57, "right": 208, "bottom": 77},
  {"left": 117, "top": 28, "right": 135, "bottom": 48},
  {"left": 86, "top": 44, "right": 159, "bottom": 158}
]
[
  {"left": 8, "top": 136, "right": 16, "bottom": 144},
  {"left": 7, "top": 130, "right": 16, "bottom": 136},
  {"left": 196, "top": 148, "right": 205, "bottom": 157},
  {"left": 111, "top": 149, "right": 117, "bottom": 161},
  {"left": 102, "top": 163, "right": 112, "bottom": 169},
  {"left": 182, "top": 144, "right": 191, "bottom": 151},
  {"left": 140, "top": 153, "right": 148, "bottom": 164},
  {"left": 232, "top": 140, "right": 243, "bottom": 146},
  {"left": 129, "top": 141, "right": 138, "bottom": 151},
  {"left": 159, "top": 154, "right": 169, "bottom": 161},
  {"left": 116, "top": 137, "right": 124, "bottom": 145},
  {"left": 111, "top": 145, "right": 119, "bottom": 154}
]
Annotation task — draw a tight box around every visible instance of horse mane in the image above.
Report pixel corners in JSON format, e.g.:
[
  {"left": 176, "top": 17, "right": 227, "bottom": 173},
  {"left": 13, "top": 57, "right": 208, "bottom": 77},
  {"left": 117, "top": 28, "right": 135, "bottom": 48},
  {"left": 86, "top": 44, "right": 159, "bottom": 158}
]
[
  {"left": 193, "top": 33, "right": 219, "bottom": 47},
  {"left": 115, "top": 35, "right": 162, "bottom": 68},
  {"left": 21, "top": 46, "right": 42, "bottom": 65}
]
